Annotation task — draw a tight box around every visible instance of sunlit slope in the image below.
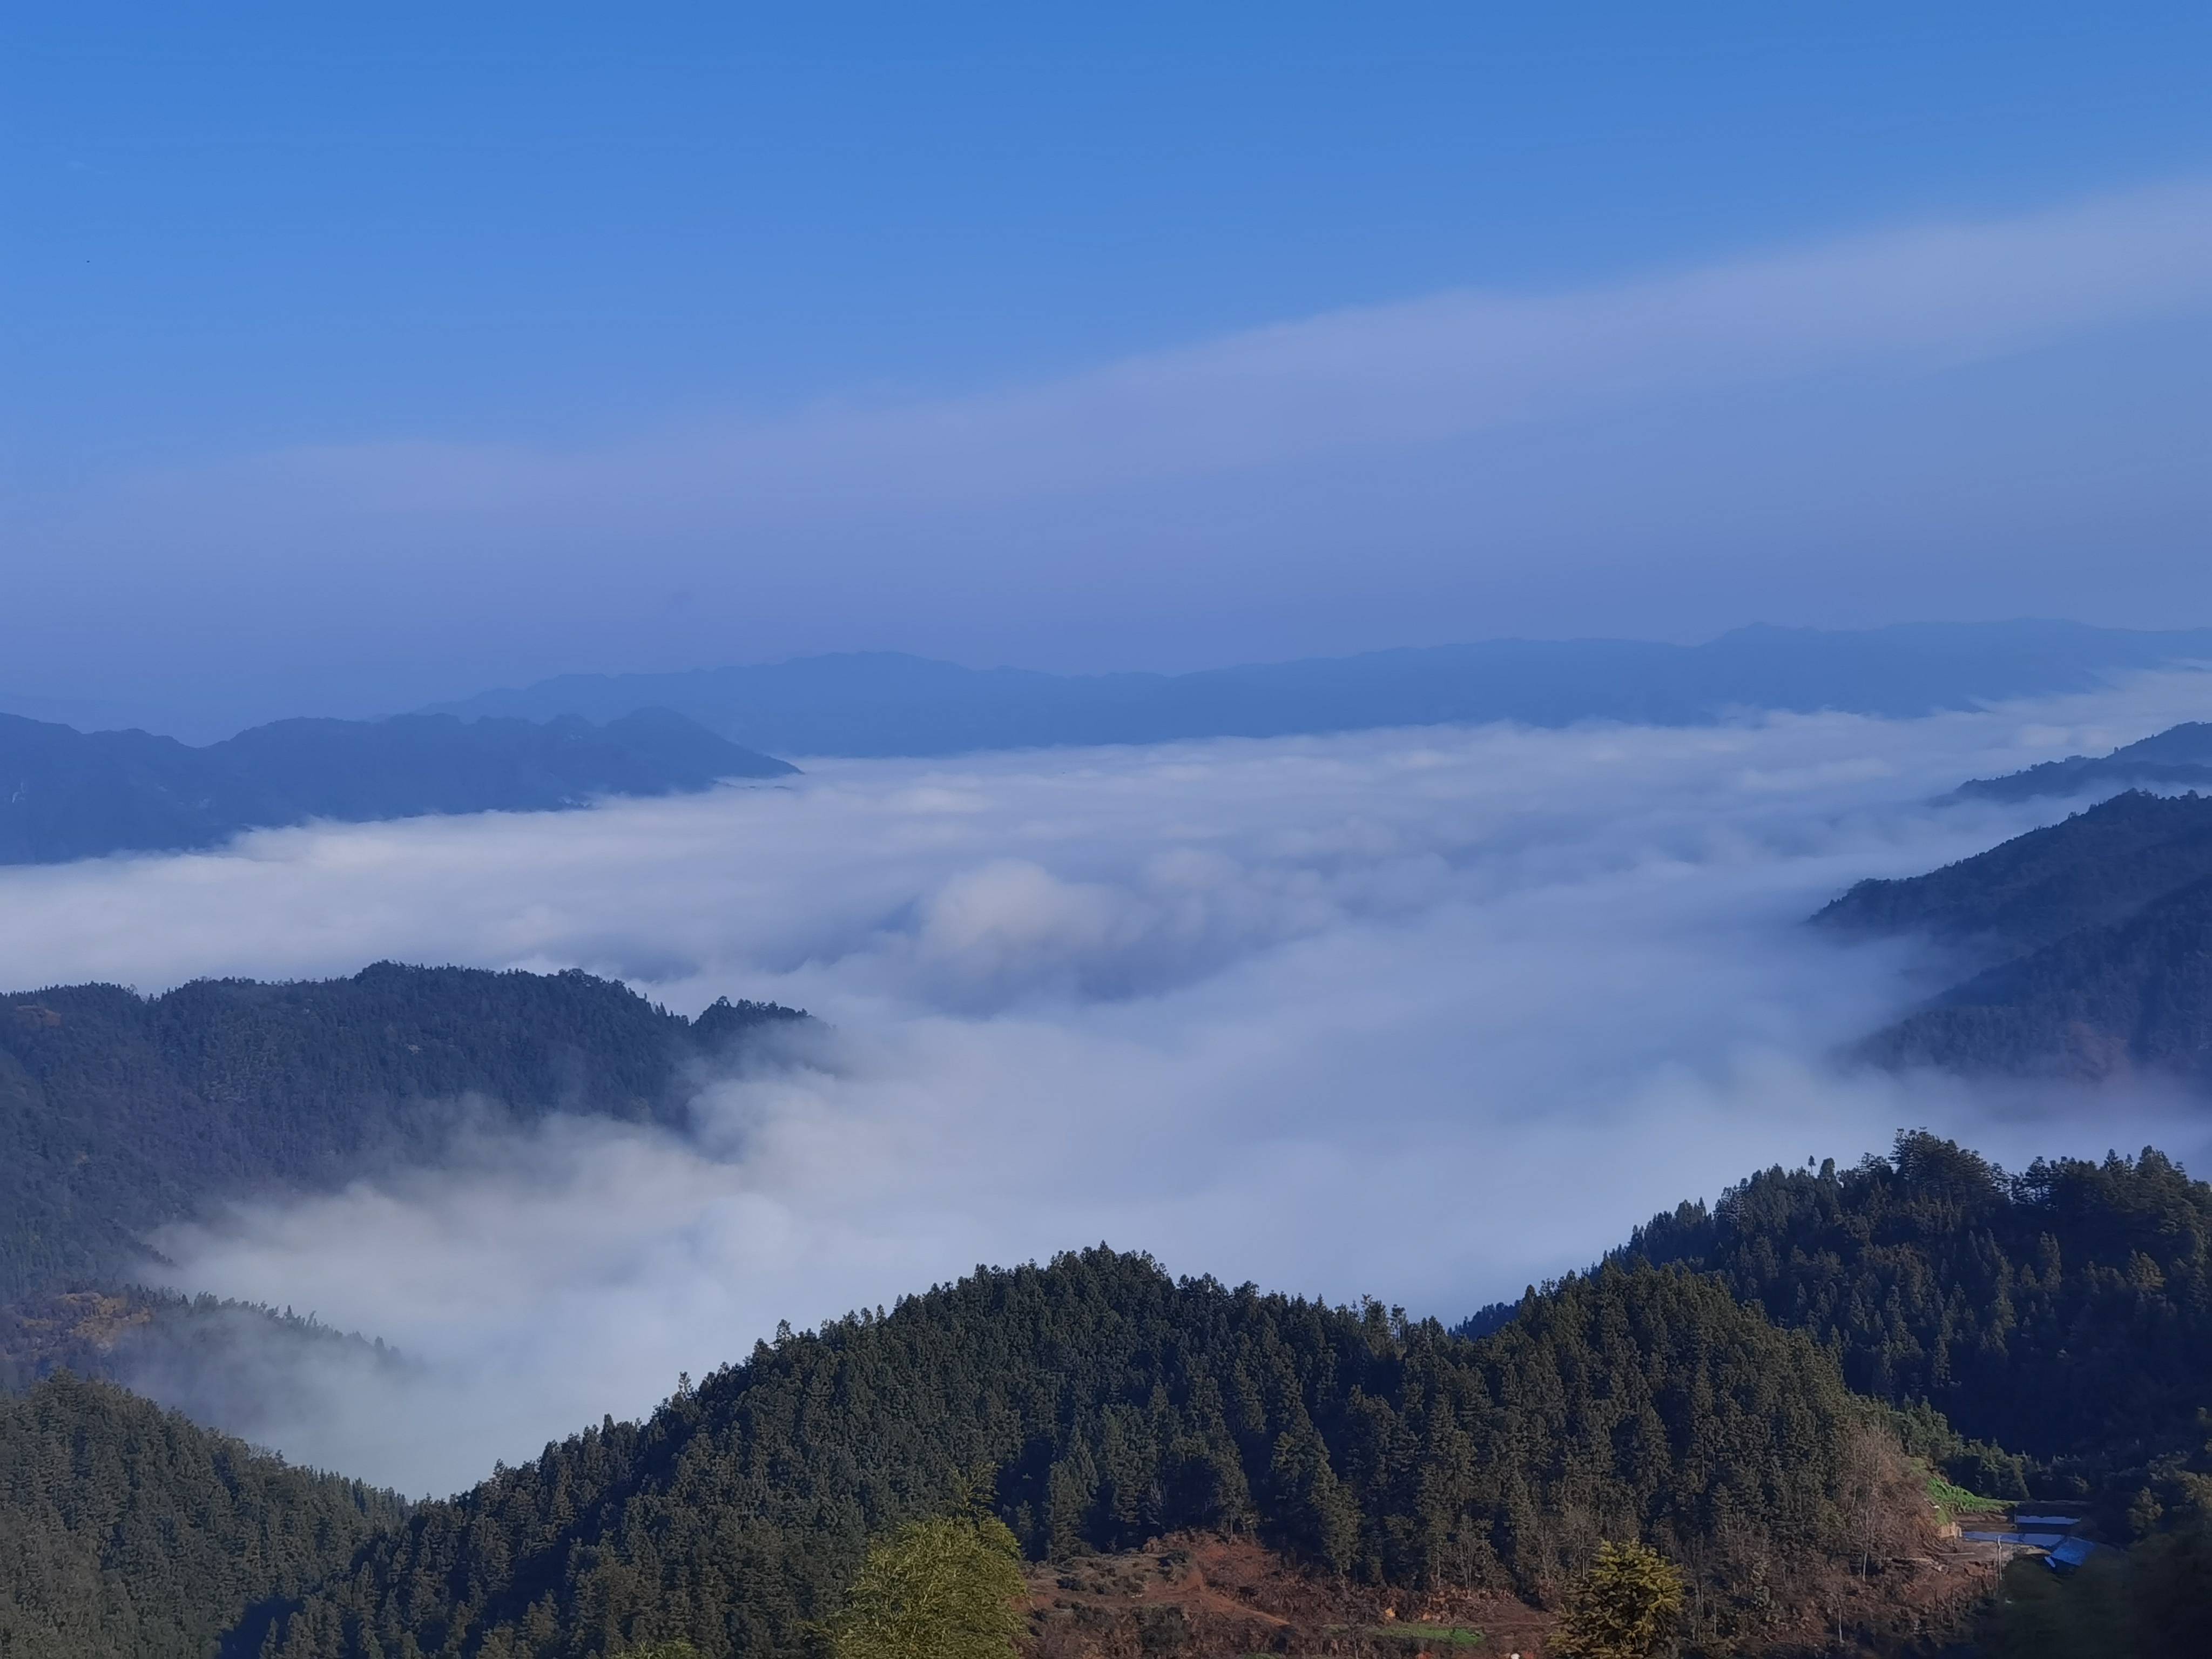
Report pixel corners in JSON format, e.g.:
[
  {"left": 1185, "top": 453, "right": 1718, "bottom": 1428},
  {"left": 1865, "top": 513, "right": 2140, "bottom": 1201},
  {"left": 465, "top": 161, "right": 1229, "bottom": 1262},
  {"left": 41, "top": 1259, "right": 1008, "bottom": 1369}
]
[{"left": 0, "top": 1374, "right": 407, "bottom": 1659}]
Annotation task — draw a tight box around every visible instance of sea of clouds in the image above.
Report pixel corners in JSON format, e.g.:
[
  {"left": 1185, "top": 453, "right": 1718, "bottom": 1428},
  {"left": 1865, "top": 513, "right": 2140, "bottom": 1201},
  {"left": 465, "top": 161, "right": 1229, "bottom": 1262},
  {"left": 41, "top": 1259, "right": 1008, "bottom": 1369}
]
[{"left": 6, "top": 676, "right": 2211, "bottom": 1493}]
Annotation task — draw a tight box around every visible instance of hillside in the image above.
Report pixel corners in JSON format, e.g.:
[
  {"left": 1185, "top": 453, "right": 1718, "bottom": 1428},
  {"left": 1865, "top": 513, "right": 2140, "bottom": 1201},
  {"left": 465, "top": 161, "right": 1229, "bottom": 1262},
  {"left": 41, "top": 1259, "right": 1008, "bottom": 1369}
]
[
  {"left": 0, "top": 963, "right": 807, "bottom": 1302},
  {"left": 0, "top": 1285, "right": 413, "bottom": 1444},
  {"left": 424, "top": 621, "right": 2212, "bottom": 758},
  {"left": 1617, "top": 1132, "right": 2212, "bottom": 1481},
  {"left": 1814, "top": 790, "right": 2212, "bottom": 963},
  {"left": 1862, "top": 876, "right": 2212, "bottom": 1082},
  {"left": 0, "top": 706, "right": 794, "bottom": 866},
  {"left": 1953, "top": 720, "right": 2212, "bottom": 805},
  {"left": 0, "top": 1373, "right": 408, "bottom": 1659},
  {"left": 1813, "top": 792, "right": 2212, "bottom": 1081},
  {"left": 12, "top": 1149, "right": 2209, "bottom": 1656},
  {"left": 256, "top": 1250, "right": 1907, "bottom": 1658}
]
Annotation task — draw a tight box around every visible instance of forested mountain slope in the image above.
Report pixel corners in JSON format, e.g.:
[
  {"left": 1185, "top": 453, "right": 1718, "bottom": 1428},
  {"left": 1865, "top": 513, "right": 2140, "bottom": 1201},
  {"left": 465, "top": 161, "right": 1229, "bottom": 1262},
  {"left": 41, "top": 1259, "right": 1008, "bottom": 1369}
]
[
  {"left": 1618, "top": 1132, "right": 2212, "bottom": 1478},
  {"left": 1864, "top": 877, "right": 2212, "bottom": 1081},
  {"left": 0, "top": 1285, "right": 410, "bottom": 1437},
  {"left": 1953, "top": 719, "right": 2212, "bottom": 805},
  {"left": 0, "top": 1373, "right": 407, "bottom": 1659},
  {"left": 262, "top": 1250, "right": 1897, "bottom": 1659},
  {"left": 1815, "top": 790, "right": 2212, "bottom": 963},
  {"left": 0, "top": 963, "right": 807, "bottom": 1301},
  {"left": 427, "top": 621, "right": 2212, "bottom": 758},
  {"left": 1815, "top": 792, "right": 2212, "bottom": 1081},
  {"left": 0, "top": 706, "right": 793, "bottom": 866}
]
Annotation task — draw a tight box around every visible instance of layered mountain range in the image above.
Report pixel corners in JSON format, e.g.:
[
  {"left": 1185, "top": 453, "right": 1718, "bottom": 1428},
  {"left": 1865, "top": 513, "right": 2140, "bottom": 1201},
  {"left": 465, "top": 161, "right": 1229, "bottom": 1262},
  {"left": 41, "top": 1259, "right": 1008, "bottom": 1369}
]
[
  {"left": 1952, "top": 719, "right": 2212, "bottom": 805},
  {"left": 426, "top": 621, "right": 2212, "bottom": 759},
  {"left": 0, "top": 707, "right": 794, "bottom": 866}
]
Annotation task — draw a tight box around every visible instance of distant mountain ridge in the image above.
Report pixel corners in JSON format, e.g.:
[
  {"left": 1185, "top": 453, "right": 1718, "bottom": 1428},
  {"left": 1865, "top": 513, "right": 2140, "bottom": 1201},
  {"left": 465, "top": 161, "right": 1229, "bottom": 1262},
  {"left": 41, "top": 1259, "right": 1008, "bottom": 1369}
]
[
  {"left": 0, "top": 705, "right": 794, "bottom": 866},
  {"left": 1952, "top": 719, "right": 2212, "bottom": 805},
  {"left": 1816, "top": 792, "right": 2212, "bottom": 1082},
  {"left": 423, "top": 619, "right": 2212, "bottom": 758},
  {"left": 1817, "top": 791, "right": 2212, "bottom": 963}
]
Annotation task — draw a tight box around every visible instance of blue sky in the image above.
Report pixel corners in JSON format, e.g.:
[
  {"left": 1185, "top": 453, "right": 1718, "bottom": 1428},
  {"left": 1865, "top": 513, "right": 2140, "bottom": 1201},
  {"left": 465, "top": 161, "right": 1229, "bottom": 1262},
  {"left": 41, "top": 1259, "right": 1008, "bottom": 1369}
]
[{"left": 6, "top": 4, "right": 2212, "bottom": 733}]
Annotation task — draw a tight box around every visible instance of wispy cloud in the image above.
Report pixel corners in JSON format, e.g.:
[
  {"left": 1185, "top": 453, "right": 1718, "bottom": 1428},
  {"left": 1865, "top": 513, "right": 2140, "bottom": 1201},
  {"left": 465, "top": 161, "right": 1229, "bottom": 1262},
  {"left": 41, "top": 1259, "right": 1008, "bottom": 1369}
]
[
  {"left": 150, "top": 178, "right": 2212, "bottom": 525},
  {"left": 13, "top": 177, "right": 2212, "bottom": 737}
]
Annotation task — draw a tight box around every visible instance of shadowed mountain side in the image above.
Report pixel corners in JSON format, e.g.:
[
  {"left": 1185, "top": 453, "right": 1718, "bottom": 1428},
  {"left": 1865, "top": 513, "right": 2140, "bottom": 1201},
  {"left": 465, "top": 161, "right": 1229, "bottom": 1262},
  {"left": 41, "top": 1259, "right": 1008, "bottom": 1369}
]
[
  {"left": 0, "top": 705, "right": 794, "bottom": 866},
  {"left": 1813, "top": 791, "right": 2212, "bottom": 964},
  {"left": 0, "top": 963, "right": 810, "bottom": 1303},
  {"left": 424, "top": 621, "right": 2212, "bottom": 757},
  {"left": 1953, "top": 720, "right": 2212, "bottom": 805},
  {"left": 0, "top": 1373, "right": 408, "bottom": 1659},
  {"left": 1859, "top": 877, "right": 2212, "bottom": 1084}
]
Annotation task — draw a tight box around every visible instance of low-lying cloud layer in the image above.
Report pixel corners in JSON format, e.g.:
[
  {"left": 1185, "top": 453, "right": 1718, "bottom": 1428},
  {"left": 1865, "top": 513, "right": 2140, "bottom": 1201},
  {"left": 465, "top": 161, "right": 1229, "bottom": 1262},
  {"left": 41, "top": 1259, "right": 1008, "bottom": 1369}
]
[{"left": 7, "top": 679, "right": 2211, "bottom": 1493}]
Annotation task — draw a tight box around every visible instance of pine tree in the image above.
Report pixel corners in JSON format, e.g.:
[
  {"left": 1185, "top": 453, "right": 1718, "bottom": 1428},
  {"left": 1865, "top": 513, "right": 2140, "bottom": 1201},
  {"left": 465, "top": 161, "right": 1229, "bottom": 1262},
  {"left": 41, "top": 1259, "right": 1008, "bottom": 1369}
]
[
  {"left": 1552, "top": 1540, "right": 1684, "bottom": 1659},
  {"left": 827, "top": 1516, "right": 1029, "bottom": 1659}
]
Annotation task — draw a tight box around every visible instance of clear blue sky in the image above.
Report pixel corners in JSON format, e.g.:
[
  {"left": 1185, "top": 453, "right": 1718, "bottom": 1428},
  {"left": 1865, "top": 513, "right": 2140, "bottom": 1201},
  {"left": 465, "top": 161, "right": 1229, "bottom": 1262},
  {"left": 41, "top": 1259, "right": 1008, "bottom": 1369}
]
[{"left": 6, "top": 4, "right": 2211, "bottom": 733}]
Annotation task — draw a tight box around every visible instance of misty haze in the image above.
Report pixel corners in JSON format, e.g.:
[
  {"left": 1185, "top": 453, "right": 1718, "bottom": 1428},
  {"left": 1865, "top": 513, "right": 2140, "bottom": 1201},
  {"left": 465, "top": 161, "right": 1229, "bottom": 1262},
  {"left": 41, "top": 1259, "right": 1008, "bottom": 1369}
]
[{"left": 6, "top": 11, "right": 2212, "bottom": 1659}]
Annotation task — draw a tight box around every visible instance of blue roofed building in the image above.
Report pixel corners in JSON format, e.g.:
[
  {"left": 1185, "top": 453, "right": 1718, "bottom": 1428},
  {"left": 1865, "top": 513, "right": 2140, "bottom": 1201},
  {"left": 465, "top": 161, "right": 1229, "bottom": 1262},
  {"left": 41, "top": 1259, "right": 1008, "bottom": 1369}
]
[{"left": 2046, "top": 1536, "right": 2100, "bottom": 1574}]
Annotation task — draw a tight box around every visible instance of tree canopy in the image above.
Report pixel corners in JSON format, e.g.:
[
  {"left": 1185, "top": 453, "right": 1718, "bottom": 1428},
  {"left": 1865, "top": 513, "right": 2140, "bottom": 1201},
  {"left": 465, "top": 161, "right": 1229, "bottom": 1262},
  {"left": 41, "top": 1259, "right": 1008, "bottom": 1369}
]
[
  {"left": 827, "top": 1516, "right": 1027, "bottom": 1659},
  {"left": 1552, "top": 1541, "right": 1685, "bottom": 1659},
  {"left": 252, "top": 1249, "right": 1886, "bottom": 1657}
]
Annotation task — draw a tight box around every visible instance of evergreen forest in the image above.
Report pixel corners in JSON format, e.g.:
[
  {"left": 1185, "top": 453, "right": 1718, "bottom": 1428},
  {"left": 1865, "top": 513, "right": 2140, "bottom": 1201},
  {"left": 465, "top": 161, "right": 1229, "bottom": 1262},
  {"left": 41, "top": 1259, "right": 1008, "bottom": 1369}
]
[
  {"left": 3, "top": 1139, "right": 2209, "bottom": 1656},
  {"left": 1817, "top": 791, "right": 2212, "bottom": 1082},
  {"left": 0, "top": 963, "right": 806, "bottom": 1303}
]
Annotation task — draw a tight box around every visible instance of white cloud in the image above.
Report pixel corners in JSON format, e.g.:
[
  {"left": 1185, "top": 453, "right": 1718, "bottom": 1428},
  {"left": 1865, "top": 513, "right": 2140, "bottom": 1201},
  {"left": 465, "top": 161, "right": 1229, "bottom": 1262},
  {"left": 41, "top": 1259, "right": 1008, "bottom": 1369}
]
[
  {"left": 151, "top": 178, "right": 2212, "bottom": 527},
  {"left": 9, "top": 675, "right": 2212, "bottom": 1493}
]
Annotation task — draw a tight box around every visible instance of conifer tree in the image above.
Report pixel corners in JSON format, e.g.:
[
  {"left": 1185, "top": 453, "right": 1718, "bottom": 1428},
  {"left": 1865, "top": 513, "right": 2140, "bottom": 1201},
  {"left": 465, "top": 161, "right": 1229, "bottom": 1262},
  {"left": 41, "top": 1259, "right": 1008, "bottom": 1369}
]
[
  {"left": 1552, "top": 1540, "right": 1684, "bottom": 1659},
  {"left": 827, "top": 1515, "right": 1029, "bottom": 1659}
]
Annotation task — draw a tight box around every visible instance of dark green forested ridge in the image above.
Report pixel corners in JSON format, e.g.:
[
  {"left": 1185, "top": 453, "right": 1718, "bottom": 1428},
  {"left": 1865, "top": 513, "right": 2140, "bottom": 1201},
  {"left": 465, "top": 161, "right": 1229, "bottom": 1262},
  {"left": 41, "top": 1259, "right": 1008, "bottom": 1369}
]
[
  {"left": 1611, "top": 1132, "right": 2211, "bottom": 1486},
  {"left": 0, "top": 962, "right": 808, "bottom": 1303},
  {"left": 1814, "top": 790, "right": 2212, "bottom": 962},
  {"left": 0, "top": 1373, "right": 407, "bottom": 1659},
  {"left": 0, "top": 705, "right": 795, "bottom": 867},
  {"left": 260, "top": 1250, "right": 1896, "bottom": 1658}
]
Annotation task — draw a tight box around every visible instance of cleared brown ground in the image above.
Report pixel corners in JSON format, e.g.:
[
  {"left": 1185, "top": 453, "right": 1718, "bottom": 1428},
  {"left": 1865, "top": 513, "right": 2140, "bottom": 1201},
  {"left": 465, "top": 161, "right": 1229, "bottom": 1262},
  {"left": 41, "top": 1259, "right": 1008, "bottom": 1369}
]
[
  {"left": 1022, "top": 1529, "right": 2001, "bottom": 1658},
  {"left": 1026, "top": 1534, "right": 1553, "bottom": 1659}
]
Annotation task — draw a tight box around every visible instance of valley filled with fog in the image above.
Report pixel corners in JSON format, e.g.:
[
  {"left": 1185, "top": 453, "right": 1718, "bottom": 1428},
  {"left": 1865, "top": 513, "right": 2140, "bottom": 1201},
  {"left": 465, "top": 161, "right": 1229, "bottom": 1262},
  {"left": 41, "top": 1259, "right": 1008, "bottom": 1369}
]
[{"left": 8, "top": 676, "right": 2211, "bottom": 1495}]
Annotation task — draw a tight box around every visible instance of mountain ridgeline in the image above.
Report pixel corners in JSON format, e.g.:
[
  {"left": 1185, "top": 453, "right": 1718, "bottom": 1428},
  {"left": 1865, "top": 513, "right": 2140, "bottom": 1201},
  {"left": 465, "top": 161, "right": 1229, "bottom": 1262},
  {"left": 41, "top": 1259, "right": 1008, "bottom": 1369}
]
[
  {"left": 0, "top": 963, "right": 809, "bottom": 1304},
  {"left": 4, "top": 1138, "right": 2210, "bottom": 1657},
  {"left": 425, "top": 621, "right": 2212, "bottom": 759},
  {"left": 1952, "top": 719, "right": 2212, "bottom": 805},
  {"left": 1816, "top": 790, "right": 2212, "bottom": 1083},
  {"left": 1618, "top": 1132, "right": 2212, "bottom": 1482},
  {"left": 260, "top": 1251, "right": 1889, "bottom": 1658},
  {"left": 0, "top": 706, "right": 794, "bottom": 866}
]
